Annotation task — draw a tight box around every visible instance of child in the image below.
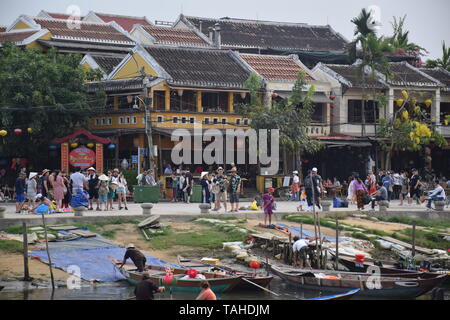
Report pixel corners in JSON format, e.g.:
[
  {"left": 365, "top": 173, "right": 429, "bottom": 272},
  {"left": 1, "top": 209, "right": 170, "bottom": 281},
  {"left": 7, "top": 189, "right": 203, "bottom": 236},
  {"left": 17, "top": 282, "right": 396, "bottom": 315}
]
[
  {"left": 297, "top": 186, "right": 307, "bottom": 212},
  {"left": 98, "top": 174, "right": 109, "bottom": 211},
  {"left": 262, "top": 188, "right": 275, "bottom": 226}
]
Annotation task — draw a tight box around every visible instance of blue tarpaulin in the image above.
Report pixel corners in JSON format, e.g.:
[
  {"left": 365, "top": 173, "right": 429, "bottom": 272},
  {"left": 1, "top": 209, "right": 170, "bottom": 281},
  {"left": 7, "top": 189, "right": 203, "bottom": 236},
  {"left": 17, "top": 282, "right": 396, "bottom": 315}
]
[
  {"left": 31, "top": 237, "right": 182, "bottom": 282},
  {"left": 277, "top": 223, "right": 341, "bottom": 243}
]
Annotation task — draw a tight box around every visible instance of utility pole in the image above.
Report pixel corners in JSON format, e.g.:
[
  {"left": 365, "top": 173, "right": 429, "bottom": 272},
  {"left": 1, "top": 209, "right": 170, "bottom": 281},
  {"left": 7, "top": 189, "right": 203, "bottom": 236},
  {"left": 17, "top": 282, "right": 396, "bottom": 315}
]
[{"left": 141, "top": 70, "right": 154, "bottom": 171}]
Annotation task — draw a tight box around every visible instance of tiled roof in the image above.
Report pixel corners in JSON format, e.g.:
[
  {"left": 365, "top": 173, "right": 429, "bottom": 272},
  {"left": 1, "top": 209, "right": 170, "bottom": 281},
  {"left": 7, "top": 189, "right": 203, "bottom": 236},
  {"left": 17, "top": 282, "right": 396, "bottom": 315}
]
[
  {"left": 0, "top": 26, "right": 7, "bottom": 33},
  {"left": 33, "top": 18, "right": 135, "bottom": 44},
  {"left": 240, "top": 54, "right": 315, "bottom": 81},
  {"left": 86, "top": 77, "right": 144, "bottom": 93},
  {"left": 0, "top": 30, "right": 40, "bottom": 44},
  {"left": 183, "top": 16, "right": 348, "bottom": 51},
  {"left": 91, "top": 55, "right": 125, "bottom": 74},
  {"left": 387, "top": 62, "right": 439, "bottom": 87},
  {"left": 419, "top": 67, "right": 450, "bottom": 91},
  {"left": 144, "top": 46, "right": 250, "bottom": 88},
  {"left": 47, "top": 13, "right": 84, "bottom": 20},
  {"left": 323, "top": 64, "right": 387, "bottom": 89},
  {"left": 94, "top": 13, "right": 151, "bottom": 32},
  {"left": 141, "top": 25, "right": 209, "bottom": 46}
]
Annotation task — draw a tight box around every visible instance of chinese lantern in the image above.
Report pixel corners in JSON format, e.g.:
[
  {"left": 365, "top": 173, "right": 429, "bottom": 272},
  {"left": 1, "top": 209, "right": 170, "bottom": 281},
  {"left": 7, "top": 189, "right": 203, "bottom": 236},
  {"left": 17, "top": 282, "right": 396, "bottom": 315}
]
[
  {"left": 424, "top": 99, "right": 432, "bottom": 108},
  {"left": 0, "top": 130, "right": 7, "bottom": 137},
  {"left": 27, "top": 128, "right": 33, "bottom": 134},
  {"left": 108, "top": 144, "right": 116, "bottom": 150},
  {"left": 14, "top": 129, "right": 22, "bottom": 135},
  {"left": 395, "top": 98, "right": 404, "bottom": 107},
  {"left": 401, "top": 90, "right": 409, "bottom": 100},
  {"left": 163, "top": 274, "right": 177, "bottom": 286},
  {"left": 249, "top": 261, "right": 261, "bottom": 269},
  {"left": 87, "top": 143, "right": 95, "bottom": 148},
  {"left": 70, "top": 142, "right": 78, "bottom": 148},
  {"left": 187, "top": 269, "right": 198, "bottom": 279}
]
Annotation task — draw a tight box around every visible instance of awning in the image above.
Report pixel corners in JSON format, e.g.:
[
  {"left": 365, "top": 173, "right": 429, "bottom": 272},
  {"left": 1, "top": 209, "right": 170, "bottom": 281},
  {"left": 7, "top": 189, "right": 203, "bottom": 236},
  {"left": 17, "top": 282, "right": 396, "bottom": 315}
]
[{"left": 275, "top": 92, "right": 332, "bottom": 103}]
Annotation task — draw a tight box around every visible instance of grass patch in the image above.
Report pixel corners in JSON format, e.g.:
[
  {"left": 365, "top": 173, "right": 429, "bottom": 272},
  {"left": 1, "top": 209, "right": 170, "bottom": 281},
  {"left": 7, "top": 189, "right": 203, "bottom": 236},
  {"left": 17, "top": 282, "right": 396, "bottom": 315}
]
[
  {"left": 392, "top": 228, "right": 449, "bottom": 250},
  {"left": 0, "top": 240, "right": 23, "bottom": 253},
  {"left": 100, "top": 228, "right": 123, "bottom": 239},
  {"left": 2, "top": 225, "right": 26, "bottom": 234},
  {"left": 350, "top": 232, "right": 372, "bottom": 241},
  {"left": 376, "top": 216, "right": 450, "bottom": 230}
]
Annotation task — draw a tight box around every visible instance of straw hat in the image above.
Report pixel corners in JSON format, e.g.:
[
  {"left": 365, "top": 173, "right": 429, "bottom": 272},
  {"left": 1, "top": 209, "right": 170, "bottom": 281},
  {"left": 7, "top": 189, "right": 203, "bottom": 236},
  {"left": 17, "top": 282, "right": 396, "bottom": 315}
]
[
  {"left": 42, "top": 169, "right": 50, "bottom": 175},
  {"left": 230, "top": 167, "right": 237, "bottom": 172},
  {"left": 217, "top": 167, "right": 224, "bottom": 172},
  {"left": 98, "top": 174, "right": 109, "bottom": 181},
  {"left": 29, "top": 172, "right": 38, "bottom": 179},
  {"left": 200, "top": 172, "right": 209, "bottom": 179},
  {"left": 113, "top": 168, "right": 120, "bottom": 173},
  {"left": 293, "top": 171, "right": 298, "bottom": 174},
  {"left": 126, "top": 243, "right": 135, "bottom": 249},
  {"left": 109, "top": 181, "right": 119, "bottom": 190}
]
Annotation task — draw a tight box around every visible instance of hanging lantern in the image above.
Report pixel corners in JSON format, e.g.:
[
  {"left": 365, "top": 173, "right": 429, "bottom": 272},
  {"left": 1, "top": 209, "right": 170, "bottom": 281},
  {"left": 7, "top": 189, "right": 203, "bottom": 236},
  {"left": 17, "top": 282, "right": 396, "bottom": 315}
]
[
  {"left": 14, "top": 129, "right": 22, "bottom": 135},
  {"left": 108, "top": 144, "right": 116, "bottom": 150},
  {"left": 249, "top": 261, "right": 261, "bottom": 269},
  {"left": 87, "top": 143, "right": 95, "bottom": 148},
  {"left": 27, "top": 128, "right": 33, "bottom": 134},
  {"left": 70, "top": 142, "right": 78, "bottom": 148},
  {"left": 395, "top": 98, "right": 404, "bottom": 107},
  {"left": 401, "top": 90, "right": 409, "bottom": 100},
  {"left": 424, "top": 99, "right": 432, "bottom": 108},
  {"left": 0, "top": 130, "right": 7, "bottom": 137},
  {"left": 187, "top": 269, "right": 198, "bottom": 279},
  {"left": 240, "top": 92, "right": 247, "bottom": 99}
]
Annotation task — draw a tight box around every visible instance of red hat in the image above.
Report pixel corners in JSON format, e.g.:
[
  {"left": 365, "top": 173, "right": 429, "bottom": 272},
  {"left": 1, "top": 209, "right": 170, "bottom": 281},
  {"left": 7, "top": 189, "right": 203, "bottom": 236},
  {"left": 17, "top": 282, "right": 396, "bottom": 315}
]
[{"left": 268, "top": 188, "right": 275, "bottom": 193}]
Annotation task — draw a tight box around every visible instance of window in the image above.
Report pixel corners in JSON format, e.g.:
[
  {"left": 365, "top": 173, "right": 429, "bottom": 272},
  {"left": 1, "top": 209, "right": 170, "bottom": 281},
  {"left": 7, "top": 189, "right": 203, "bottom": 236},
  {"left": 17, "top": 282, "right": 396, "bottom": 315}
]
[
  {"left": 236, "top": 118, "right": 241, "bottom": 125},
  {"left": 119, "top": 96, "right": 134, "bottom": 109},
  {"left": 126, "top": 117, "right": 130, "bottom": 124},
  {"left": 202, "top": 92, "right": 228, "bottom": 112},
  {"left": 190, "top": 117, "right": 195, "bottom": 124},
  {"left": 243, "top": 119, "right": 249, "bottom": 126},
  {"left": 181, "top": 117, "right": 187, "bottom": 124},
  {"left": 348, "top": 100, "right": 379, "bottom": 124},
  {"left": 95, "top": 119, "right": 100, "bottom": 126},
  {"left": 213, "top": 118, "right": 219, "bottom": 124},
  {"left": 105, "top": 96, "right": 115, "bottom": 109},
  {"left": 131, "top": 117, "right": 137, "bottom": 124},
  {"left": 102, "top": 118, "right": 107, "bottom": 125},
  {"left": 107, "top": 118, "right": 112, "bottom": 125},
  {"left": 312, "top": 103, "right": 325, "bottom": 123},
  {"left": 157, "top": 116, "right": 164, "bottom": 123},
  {"left": 153, "top": 91, "right": 166, "bottom": 110},
  {"left": 204, "top": 118, "right": 210, "bottom": 124},
  {"left": 173, "top": 117, "right": 178, "bottom": 124},
  {"left": 119, "top": 117, "right": 124, "bottom": 125},
  {"left": 222, "top": 118, "right": 227, "bottom": 124}
]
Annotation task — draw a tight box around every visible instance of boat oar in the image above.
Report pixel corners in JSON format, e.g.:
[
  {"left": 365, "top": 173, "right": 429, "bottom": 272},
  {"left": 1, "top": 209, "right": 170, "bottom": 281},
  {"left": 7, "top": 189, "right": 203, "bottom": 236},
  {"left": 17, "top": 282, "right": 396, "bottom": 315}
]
[{"left": 241, "top": 278, "right": 280, "bottom": 296}]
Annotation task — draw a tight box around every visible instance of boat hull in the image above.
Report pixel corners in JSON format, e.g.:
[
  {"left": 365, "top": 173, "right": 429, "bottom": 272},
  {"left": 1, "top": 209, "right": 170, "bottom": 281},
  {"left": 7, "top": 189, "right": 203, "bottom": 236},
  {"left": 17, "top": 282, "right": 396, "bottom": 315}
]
[{"left": 304, "top": 289, "right": 360, "bottom": 300}]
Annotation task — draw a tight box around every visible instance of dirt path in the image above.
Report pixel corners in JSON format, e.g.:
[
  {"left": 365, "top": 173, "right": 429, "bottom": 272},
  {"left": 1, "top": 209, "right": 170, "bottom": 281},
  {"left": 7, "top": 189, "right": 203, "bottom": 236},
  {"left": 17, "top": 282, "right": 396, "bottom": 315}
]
[{"left": 342, "top": 217, "right": 418, "bottom": 233}]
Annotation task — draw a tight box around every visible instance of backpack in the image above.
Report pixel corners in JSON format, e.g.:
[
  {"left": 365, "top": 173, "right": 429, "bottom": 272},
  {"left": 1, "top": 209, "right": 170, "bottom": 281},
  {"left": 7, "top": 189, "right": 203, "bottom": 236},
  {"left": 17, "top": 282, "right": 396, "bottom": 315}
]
[{"left": 304, "top": 176, "right": 312, "bottom": 189}]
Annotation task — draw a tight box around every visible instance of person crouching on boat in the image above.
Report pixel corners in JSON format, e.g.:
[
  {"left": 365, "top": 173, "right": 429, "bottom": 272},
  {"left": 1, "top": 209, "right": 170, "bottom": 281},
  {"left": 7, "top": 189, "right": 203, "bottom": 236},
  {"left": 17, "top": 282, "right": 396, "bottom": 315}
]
[
  {"left": 119, "top": 244, "right": 147, "bottom": 272},
  {"left": 293, "top": 236, "right": 312, "bottom": 269},
  {"left": 135, "top": 273, "right": 165, "bottom": 300},
  {"left": 196, "top": 281, "right": 217, "bottom": 300}
]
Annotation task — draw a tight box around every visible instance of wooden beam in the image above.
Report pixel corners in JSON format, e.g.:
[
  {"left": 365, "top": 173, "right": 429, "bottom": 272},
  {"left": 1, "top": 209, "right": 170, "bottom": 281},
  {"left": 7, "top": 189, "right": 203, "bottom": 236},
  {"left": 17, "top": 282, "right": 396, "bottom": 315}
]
[
  {"left": 196, "top": 91, "right": 202, "bottom": 113},
  {"left": 165, "top": 87, "right": 171, "bottom": 111},
  {"left": 228, "top": 92, "right": 234, "bottom": 113}
]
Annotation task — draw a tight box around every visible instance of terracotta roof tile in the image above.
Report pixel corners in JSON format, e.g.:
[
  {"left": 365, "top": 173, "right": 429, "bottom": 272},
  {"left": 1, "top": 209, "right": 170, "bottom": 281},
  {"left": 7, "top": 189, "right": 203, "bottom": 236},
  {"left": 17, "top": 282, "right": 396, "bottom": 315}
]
[
  {"left": 144, "top": 46, "right": 250, "bottom": 88},
  {"left": 142, "top": 25, "right": 209, "bottom": 46},
  {"left": 240, "top": 54, "right": 314, "bottom": 81},
  {"left": 47, "top": 13, "right": 84, "bottom": 20},
  {"left": 95, "top": 13, "right": 151, "bottom": 32},
  {"left": 185, "top": 16, "right": 348, "bottom": 51},
  {"left": 34, "top": 18, "right": 134, "bottom": 43},
  {"left": 0, "top": 30, "right": 40, "bottom": 44}
]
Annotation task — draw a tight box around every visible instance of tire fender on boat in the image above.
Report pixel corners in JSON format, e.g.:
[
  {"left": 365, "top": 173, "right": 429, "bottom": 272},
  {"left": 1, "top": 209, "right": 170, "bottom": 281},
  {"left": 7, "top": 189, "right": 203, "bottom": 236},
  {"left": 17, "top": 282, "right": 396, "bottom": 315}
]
[{"left": 394, "top": 281, "right": 419, "bottom": 287}]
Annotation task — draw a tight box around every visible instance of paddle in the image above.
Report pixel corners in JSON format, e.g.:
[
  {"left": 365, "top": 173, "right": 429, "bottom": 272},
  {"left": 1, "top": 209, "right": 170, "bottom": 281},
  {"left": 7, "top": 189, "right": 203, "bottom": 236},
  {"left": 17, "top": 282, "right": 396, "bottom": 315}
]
[{"left": 241, "top": 278, "right": 280, "bottom": 296}]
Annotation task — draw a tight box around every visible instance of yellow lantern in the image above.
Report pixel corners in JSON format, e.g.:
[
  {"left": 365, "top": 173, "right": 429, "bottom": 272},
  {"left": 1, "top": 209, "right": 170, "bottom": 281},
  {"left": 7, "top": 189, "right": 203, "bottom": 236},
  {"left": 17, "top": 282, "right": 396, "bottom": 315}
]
[
  {"left": 402, "top": 111, "right": 409, "bottom": 120},
  {"left": 424, "top": 99, "right": 432, "bottom": 108},
  {"left": 0, "top": 130, "right": 7, "bottom": 137},
  {"left": 445, "top": 120, "right": 449, "bottom": 126},
  {"left": 396, "top": 98, "right": 404, "bottom": 107},
  {"left": 401, "top": 90, "right": 409, "bottom": 100},
  {"left": 411, "top": 98, "right": 417, "bottom": 106},
  {"left": 27, "top": 128, "right": 33, "bottom": 134},
  {"left": 71, "top": 142, "right": 79, "bottom": 148},
  {"left": 87, "top": 143, "right": 95, "bottom": 148}
]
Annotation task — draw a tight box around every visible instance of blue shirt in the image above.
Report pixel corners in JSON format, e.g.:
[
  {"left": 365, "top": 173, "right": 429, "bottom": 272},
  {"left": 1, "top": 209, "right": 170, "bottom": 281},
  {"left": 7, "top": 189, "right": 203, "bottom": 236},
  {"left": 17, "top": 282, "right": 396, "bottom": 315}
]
[
  {"left": 15, "top": 178, "right": 26, "bottom": 194},
  {"left": 382, "top": 176, "right": 392, "bottom": 189}
]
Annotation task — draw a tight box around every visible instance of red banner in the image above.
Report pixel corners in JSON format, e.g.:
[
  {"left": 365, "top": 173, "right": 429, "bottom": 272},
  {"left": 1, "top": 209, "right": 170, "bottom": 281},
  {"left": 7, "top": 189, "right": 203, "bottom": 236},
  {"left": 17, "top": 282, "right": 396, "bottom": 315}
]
[
  {"left": 96, "top": 144, "right": 104, "bottom": 173},
  {"left": 61, "top": 143, "right": 69, "bottom": 173},
  {"left": 69, "top": 147, "right": 96, "bottom": 169}
]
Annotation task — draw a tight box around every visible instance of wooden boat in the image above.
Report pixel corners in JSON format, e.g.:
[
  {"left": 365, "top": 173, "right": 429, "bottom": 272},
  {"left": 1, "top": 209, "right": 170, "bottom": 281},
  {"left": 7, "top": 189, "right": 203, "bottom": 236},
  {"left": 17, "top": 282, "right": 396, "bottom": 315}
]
[
  {"left": 110, "top": 258, "right": 241, "bottom": 294},
  {"left": 303, "top": 289, "right": 360, "bottom": 300},
  {"left": 270, "top": 265, "right": 447, "bottom": 299},
  {"left": 177, "top": 255, "right": 273, "bottom": 290}
]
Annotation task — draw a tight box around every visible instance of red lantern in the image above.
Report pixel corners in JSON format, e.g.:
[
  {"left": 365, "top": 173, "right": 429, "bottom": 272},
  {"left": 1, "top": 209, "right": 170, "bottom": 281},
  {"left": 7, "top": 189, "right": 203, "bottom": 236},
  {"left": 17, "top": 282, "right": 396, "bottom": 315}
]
[
  {"left": 187, "top": 269, "right": 198, "bottom": 279},
  {"left": 329, "top": 95, "right": 336, "bottom": 100},
  {"left": 249, "top": 261, "right": 260, "bottom": 269},
  {"left": 14, "top": 129, "right": 22, "bottom": 135},
  {"left": 163, "top": 274, "right": 174, "bottom": 285}
]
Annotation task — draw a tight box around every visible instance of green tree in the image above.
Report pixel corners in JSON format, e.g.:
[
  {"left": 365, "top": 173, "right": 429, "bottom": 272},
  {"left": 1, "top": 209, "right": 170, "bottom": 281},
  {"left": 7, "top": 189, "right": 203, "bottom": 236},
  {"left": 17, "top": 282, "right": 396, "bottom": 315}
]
[
  {"left": 0, "top": 42, "right": 104, "bottom": 167},
  {"left": 425, "top": 41, "right": 450, "bottom": 71},
  {"left": 238, "top": 71, "right": 323, "bottom": 175}
]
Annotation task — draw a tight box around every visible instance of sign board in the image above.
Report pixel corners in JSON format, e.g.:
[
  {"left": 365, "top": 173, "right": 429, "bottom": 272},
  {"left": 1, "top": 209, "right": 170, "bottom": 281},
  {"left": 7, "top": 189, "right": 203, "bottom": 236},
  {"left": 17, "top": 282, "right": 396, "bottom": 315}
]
[
  {"left": 283, "top": 176, "right": 291, "bottom": 187},
  {"left": 131, "top": 155, "right": 138, "bottom": 164},
  {"left": 69, "top": 147, "right": 96, "bottom": 169},
  {"left": 140, "top": 148, "right": 148, "bottom": 156}
]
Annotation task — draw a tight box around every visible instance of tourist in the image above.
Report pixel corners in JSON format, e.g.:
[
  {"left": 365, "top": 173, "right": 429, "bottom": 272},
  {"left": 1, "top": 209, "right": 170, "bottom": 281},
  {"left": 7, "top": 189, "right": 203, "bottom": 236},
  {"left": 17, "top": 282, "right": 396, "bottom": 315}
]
[
  {"left": 262, "top": 187, "right": 275, "bottom": 226},
  {"left": 353, "top": 174, "right": 368, "bottom": 211},
  {"left": 382, "top": 172, "right": 393, "bottom": 201},
  {"left": 399, "top": 171, "right": 409, "bottom": 206},
  {"left": 164, "top": 164, "right": 173, "bottom": 175},
  {"left": 97, "top": 174, "right": 109, "bottom": 211},
  {"left": 87, "top": 167, "right": 100, "bottom": 211},
  {"left": 48, "top": 170, "right": 56, "bottom": 199},
  {"left": 292, "top": 236, "right": 312, "bottom": 269},
  {"left": 212, "top": 167, "right": 229, "bottom": 212},
  {"left": 145, "top": 169, "right": 158, "bottom": 186},
  {"left": 347, "top": 175, "right": 356, "bottom": 205},
  {"left": 116, "top": 172, "right": 128, "bottom": 210},
  {"left": 393, "top": 171, "right": 402, "bottom": 200},
  {"left": 107, "top": 170, "right": 118, "bottom": 210},
  {"left": 200, "top": 172, "right": 211, "bottom": 204},
  {"left": 297, "top": 185, "right": 307, "bottom": 212},
  {"left": 371, "top": 181, "right": 388, "bottom": 210},
  {"left": 291, "top": 171, "right": 300, "bottom": 201},
  {"left": 183, "top": 170, "right": 194, "bottom": 204},
  {"left": 70, "top": 167, "right": 87, "bottom": 194},
  {"left": 304, "top": 169, "right": 321, "bottom": 211},
  {"left": 196, "top": 281, "right": 217, "bottom": 300},
  {"left": 426, "top": 180, "right": 446, "bottom": 210},
  {"left": 333, "top": 177, "right": 341, "bottom": 187},
  {"left": 134, "top": 273, "right": 165, "bottom": 300},
  {"left": 170, "top": 173, "right": 178, "bottom": 202},
  {"left": 53, "top": 170, "right": 66, "bottom": 212},
  {"left": 367, "top": 169, "right": 377, "bottom": 195},
  {"left": 408, "top": 168, "right": 421, "bottom": 205},
  {"left": 15, "top": 173, "right": 26, "bottom": 213},
  {"left": 229, "top": 167, "right": 241, "bottom": 212},
  {"left": 119, "top": 243, "right": 147, "bottom": 272},
  {"left": 26, "top": 172, "right": 38, "bottom": 212},
  {"left": 376, "top": 169, "right": 385, "bottom": 186}
]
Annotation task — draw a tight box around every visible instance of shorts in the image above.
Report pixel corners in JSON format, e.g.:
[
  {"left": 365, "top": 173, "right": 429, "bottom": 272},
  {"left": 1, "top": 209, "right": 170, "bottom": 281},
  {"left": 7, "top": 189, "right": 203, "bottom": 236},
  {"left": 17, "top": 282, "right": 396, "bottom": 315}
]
[
  {"left": 107, "top": 189, "right": 116, "bottom": 199},
  {"left": 298, "top": 247, "right": 308, "bottom": 260},
  {"left": 99, "top": 194, "right": 107, "bottom": 204},
  {"left": 216, "top": 191, "right": 227, "bottom": 202},
  {"left": 116, "top": 186, "right": 126, "bottom": 195},
  {"left": 230, "top": 192, "right": 239, "bottom": 204},
  {"left": 16, "top": 193, "right": 25, "bottom": 203},
  {"left": 89, "top": 189, "right": 99, "bottom": 200}
]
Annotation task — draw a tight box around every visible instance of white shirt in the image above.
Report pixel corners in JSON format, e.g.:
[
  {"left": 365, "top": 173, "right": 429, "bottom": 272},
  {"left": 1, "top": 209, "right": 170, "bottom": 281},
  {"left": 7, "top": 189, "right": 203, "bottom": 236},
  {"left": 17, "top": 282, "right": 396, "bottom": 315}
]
[
  {"left": 293, "top": 176, "right": 300, "bottom": 184},
  {"left": 429, "top": 185, "right": 445, "bottom": 198},
  {"left": 293, "top": 239, "right": 309, "bottom": 252},
  {"left": 70, "top": 172, "right": 87, "bottom": 190}
]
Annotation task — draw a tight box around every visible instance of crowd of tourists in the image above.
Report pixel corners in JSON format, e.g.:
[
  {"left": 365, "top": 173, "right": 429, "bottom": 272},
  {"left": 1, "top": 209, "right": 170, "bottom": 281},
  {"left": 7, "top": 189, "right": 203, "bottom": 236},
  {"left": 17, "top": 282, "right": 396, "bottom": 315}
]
[{"left": 14, "top": 166, "right": 130, "bottom": 213}]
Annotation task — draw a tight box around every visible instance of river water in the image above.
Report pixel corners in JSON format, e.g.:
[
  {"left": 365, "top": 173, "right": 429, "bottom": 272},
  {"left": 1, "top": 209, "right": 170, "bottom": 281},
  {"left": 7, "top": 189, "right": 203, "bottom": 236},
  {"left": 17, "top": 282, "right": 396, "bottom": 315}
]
[{"left": 0, "top": 278, "right": 448, "bottom": 300}]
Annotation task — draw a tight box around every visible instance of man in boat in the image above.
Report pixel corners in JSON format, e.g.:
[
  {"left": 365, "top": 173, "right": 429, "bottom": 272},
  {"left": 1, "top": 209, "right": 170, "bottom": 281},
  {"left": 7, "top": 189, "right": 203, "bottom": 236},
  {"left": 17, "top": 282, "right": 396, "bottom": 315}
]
[
  {"left": 292, "top": 236, "right": 316, "bottom": 269},
  {"left": 135, "top": 273, "right": 166, "bottom": 300},
  {"left": 119, "top": 244, "right": 147, "bottom": 272},
  {"left": 196, "top": 281, "right": 217, "bottom": 300}
]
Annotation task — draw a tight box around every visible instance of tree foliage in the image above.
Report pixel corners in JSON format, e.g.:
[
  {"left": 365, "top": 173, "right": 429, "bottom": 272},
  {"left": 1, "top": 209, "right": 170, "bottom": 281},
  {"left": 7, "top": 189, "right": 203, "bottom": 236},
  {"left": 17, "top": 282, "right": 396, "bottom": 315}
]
[
  {"left": 425, "top": 41, "right": 450, "bottom": 71},
  {"left": 0, "top": 42, "right": 104, "bottom": 162}
]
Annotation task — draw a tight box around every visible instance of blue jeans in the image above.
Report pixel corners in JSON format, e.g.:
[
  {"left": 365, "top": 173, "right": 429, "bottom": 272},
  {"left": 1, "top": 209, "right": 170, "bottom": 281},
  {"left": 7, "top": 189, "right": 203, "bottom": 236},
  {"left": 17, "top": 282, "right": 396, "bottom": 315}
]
[{"left": 427, "top": 196, "right": 444, "bottom": 208}]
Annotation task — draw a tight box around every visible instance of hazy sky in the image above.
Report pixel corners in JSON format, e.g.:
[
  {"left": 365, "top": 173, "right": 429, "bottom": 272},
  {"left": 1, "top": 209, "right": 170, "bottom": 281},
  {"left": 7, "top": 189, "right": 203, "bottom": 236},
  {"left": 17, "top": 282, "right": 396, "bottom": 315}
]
[{"left": 0, "top": 0, "right": 448, "bottom": 60}]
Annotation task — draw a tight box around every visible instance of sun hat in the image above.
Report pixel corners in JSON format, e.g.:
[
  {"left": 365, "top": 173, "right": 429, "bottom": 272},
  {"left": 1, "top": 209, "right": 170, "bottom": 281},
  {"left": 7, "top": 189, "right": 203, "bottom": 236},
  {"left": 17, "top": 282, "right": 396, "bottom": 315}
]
[
  {"left": 230, "top": 167, "right": 237, "bottom": 172},
  {"left": 113, "top": 168, "right": 120, "bottom": 173},
  {"left": 42, "top": 169, "right": 50, "bottom": 175},
  {"left": 312, "top": 168, "right": 318, "bottom": 172},
  {"left": 126, "top": 243, "right": 135, "bottom": 249},
  {"left": 29, "top": 172, "right": 38, "bottom": 179},
  {"left": 200, "top": 172, "right": 209, "bottom": 179},
  {"left": 87, "top": 167, "right": 96, "bottom": 171},
  {"left": 268, "top": 187, "right": 275, "bottom": 193},
  {"left": 293, "top": 171, "right": 298, "bottom": 174},
  {"left": 98, "top": 174, "right": 109, "bottom": 181},
  {"left": 217, "top": 167, "right": 224, "bottom": 171},
  {"left": 36, "top": 193, "right": 43, "bottom": 199}
]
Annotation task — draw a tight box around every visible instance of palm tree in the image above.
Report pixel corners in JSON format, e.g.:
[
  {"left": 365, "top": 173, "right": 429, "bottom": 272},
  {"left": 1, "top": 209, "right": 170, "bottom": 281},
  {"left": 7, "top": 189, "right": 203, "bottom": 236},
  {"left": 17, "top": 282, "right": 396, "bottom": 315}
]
[{"left": 425, "top": 41, "right": 450, "bottom": 71}]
